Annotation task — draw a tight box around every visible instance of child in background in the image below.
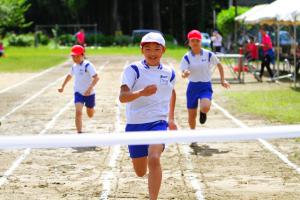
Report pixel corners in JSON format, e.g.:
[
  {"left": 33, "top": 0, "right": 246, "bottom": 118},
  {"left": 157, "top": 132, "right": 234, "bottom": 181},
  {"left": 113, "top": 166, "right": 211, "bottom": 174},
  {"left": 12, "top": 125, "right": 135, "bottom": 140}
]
[
  {"left": 58, "top": 45, "right": 99, "bottom": 133},
  {"left": 180, "top": 30, "right": 230, "bottom": 133}
]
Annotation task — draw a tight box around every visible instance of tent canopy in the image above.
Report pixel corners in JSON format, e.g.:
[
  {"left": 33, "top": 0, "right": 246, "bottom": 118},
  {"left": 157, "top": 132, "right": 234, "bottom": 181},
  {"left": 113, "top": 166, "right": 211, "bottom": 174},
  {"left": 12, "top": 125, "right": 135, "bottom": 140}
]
[
  {"left": 235, "top": 4, "right": 268, "bottom": 23},
  {"left": 243, "top": 0, "right": 300, "bottom": 25}
]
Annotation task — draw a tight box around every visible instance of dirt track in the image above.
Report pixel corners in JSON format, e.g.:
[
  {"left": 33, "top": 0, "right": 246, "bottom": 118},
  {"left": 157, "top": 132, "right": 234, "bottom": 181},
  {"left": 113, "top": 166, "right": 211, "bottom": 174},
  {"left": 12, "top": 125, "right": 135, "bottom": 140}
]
[{"left": 0, "top": 55, "right": 300, "bottom": 199}]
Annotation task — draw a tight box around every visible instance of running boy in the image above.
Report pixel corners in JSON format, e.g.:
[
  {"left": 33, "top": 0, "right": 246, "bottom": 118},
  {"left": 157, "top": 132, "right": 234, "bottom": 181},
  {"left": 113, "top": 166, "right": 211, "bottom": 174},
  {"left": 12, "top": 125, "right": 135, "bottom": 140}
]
[
  {"left": 58, "top": 45, "right": 99, "bottom": 133},
  {"left": 180, "top": 30, "right": 230, "bottom": 129},
  {"left": 119, "top": 32, "right": 177, "bottom": 200}
]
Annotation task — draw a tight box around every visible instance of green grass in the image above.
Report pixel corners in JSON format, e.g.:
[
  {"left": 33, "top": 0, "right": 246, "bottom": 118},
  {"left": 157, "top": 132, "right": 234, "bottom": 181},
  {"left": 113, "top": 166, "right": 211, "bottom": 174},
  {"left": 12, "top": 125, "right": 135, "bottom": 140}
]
[
  {"left": 0, "top": 47, "right": 69, "bottom": 72},
  {"left": 0, "top": 46, "right": 188, "bottom": 72},
  {"left": 226, "top": 88, "right": 300, "bottom": 124}
]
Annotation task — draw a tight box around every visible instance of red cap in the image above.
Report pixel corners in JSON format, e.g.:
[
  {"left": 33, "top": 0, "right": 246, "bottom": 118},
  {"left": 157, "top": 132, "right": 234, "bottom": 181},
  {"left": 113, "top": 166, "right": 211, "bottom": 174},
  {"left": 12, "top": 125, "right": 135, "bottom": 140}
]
[
  {"left": 187, "top": 30, "right": 202, "bottom": 40},
  {"left": 70, "top": 45, "right": 85, "bottom": 56}
]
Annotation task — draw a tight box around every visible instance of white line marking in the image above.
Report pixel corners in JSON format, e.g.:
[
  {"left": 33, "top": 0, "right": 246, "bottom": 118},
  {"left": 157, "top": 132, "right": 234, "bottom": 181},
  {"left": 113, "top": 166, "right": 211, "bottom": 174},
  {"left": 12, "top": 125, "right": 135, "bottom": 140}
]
[
  {"left": 177, "top": 125, "right": 205, "bottom": 200},
  {"left": 168, "top": 61, "right": 205, "bottom": 200},
  {"left": 0, "top": 100, "right": 73, "bottom": 186},
  {"left": 212, "top": 100, "right": 300, "bottom": 174},
  {"left": 0, "top": 60, "right": 110, "bottom": 188},
  {"left": 99, "top": 61, "right": 128, "bottom": 200},
  {"left": 0, "top": 75, "right": 65, "bottom": 122},
  {"left": 0, "top": 60, "right": 70, "bottom": 95}
]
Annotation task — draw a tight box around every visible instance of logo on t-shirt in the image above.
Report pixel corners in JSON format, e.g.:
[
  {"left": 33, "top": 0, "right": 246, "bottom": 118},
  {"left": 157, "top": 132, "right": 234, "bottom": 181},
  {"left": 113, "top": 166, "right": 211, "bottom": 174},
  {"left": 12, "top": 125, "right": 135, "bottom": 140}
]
[{"left": 160, "top": 75, "right": 169, "bottom": 85}]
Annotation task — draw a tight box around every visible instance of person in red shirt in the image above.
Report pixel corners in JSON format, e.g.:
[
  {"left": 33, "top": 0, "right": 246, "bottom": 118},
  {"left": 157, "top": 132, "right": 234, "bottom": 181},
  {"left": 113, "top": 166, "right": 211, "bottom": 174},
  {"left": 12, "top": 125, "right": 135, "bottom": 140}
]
[
  {"left": 0, "top": 41, "right": 5, "bottom": 57},
  {"left": 245, "top": 36, "right": 258, "bottom": 62},
  {"left": 75, "top": 28, "right": 86, "bottom": 47},
  {"left": 257, "top": 27, "right": 274, "bottom": 81}
]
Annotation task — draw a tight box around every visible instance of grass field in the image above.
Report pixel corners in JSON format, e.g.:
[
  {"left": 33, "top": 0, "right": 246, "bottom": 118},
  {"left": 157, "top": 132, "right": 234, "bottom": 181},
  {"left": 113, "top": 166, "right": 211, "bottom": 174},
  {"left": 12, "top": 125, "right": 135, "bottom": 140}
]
[
  {"left": 226, "top": 88, "right": 300, "bottom": 124},
  {"left": 0, "top": 46, "right": 187, "bottom": 72}
]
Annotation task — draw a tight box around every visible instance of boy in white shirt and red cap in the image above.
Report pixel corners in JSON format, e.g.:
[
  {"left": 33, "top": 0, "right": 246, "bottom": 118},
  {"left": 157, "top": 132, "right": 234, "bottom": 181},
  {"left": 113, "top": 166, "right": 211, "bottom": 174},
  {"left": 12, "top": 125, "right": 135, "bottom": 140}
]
[
  {"left": 180, "top": 30, "right": 230, "bottom": 134},
  {"left": 58, "top": 45, "right": 99, "bottom": 133},
  {"left": 119, "top": 32, "right": 177, "bottom": 200}
]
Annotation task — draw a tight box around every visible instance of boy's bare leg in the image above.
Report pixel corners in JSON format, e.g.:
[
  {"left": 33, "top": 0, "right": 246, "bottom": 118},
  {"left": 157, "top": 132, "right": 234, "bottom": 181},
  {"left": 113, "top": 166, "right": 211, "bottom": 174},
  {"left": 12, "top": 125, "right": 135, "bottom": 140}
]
[
  {"left": 148, "top": 144, "right": 164, "bottom": 200},
  {"left": 200, "top": 98, "right": 211, "bottom": 114},
  {"left": 188, "top": 108, "right": 197, "bottom": 129},
  {"left": 86, "top": 107, "right": 95, "bottom": 118},
  {"left": 75, "top": 103, "right": 84, "bottom": 133},
  {"left": 132, "top": 157, "right": 148, "bottom": 177}
]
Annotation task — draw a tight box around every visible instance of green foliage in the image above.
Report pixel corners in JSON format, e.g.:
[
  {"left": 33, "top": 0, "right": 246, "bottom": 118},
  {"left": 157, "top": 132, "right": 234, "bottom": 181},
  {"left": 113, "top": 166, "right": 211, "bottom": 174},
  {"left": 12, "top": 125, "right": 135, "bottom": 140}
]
[
  {"left": 35, "top": 31, "right": 50, "bottom": 46},
  {"left": 58, "top": 34, "right": 75, "bottom": 46},
  {"left": 0, "top": 0, "right": 32, "bottom": 34},
  {"left": 6, "top": 33, "right": 34, "bottom": 46},
  {"left": 216, "top": 6, "right": 249, "bottom": 37},
  {"left": 114, "top": 35, "right": 132, "bottom": 46}
]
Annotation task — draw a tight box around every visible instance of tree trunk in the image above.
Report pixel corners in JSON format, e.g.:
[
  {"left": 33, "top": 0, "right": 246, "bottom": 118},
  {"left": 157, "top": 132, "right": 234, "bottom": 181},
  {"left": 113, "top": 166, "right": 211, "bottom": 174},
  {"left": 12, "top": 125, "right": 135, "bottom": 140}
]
[
  {"left": 153, "top": 0, "right": 161, "bottom": 30},
  {"left": 181, "top": 0, "right": 186, "bottom": 42},
  {"left": 112, "top": 0, "right": 121, "bottom": 34},
  {"left": 138, "top": 0, "right": 144, "bottom": 28}
]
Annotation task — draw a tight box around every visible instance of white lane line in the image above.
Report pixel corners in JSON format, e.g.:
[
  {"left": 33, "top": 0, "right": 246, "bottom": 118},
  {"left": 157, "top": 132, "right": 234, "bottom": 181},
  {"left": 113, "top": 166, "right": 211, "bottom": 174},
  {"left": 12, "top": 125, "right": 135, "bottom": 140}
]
[
  {"left": 176, "top": 126, "right": 205, "bottom": 200},
  {"left": 0, "top": 60, "right": 70, "bottom": 95},
  {"left": 168, "top": 61, "right": 205, "bottom": 200},
  {"left": 99, "top": 61, "right": 128, "bottom": 200},
  {"left": 212, "top": 101, "right": 300, "bottom": 174},
  {"left": 0, "top": 60, "right": 110, "bottom": 187},
  {"left": 0, "top": 58, "right": 107, "bottom": 123},
  {"left": 0, "top": 75, "right": 65, "bottom": 122},
  {"left": 0, "top": 99, "right": 73, "bottom": 187}
]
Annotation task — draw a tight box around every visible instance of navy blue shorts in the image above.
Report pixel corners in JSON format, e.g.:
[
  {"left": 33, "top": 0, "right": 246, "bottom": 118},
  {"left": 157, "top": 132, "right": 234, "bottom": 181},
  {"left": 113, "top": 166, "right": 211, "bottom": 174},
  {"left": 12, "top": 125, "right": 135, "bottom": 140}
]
[
  {"left": 74, "top": 92, "right": 95, "bottom": 108},
  {"left": 125, "top": 120, "right": 168, "bottom": 159},
  {"left": 186, "top": 81, "right": 213, "bottom": 109}
]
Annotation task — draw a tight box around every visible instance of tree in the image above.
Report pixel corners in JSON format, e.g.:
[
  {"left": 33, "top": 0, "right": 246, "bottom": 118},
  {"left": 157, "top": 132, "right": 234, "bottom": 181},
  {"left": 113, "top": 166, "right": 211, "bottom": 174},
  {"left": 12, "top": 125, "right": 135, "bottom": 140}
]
[
  {"left": 0, "top": 0, "right": 31, "bottom": 34},
  {"left": 138, "top": 0, "right": 144, "bottom": 28},
  {"left": 112, "top": 0, "right": 121, "bottom": 34},
  {"left": 153, "top": 0, "right": 161, "bottom": 30},
  {"left": 216, "top": 6, "right": 249, "bottom": 37}
]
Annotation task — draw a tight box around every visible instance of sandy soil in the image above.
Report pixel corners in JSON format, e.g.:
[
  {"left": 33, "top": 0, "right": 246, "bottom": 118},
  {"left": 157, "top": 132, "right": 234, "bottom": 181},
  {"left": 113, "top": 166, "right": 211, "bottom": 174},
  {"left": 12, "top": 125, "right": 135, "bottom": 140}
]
[{"left": 0, "top": 55, "right": 299, "bottom": 199}]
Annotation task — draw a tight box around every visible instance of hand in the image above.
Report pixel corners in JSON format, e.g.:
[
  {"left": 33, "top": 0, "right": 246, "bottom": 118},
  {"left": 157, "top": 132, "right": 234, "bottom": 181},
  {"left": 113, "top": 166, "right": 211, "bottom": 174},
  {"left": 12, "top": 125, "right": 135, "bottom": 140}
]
[
  {"left": 140, "top": 85, "right": 157, "bottom": 96},
  {"left": 221, "top": 80, "right": 230, "bottom": 89},
  {"left": 182, "top": 70, "right": 191, "bottom": 78},
  {"left": 58, "top": 87, "right": 64, "bottom": 93},
  {"left": 84, "top": 87, "right": 92, "bottom": 96},
  {"left": 168, "top": 120, "right": 177, "bottom": 130}
]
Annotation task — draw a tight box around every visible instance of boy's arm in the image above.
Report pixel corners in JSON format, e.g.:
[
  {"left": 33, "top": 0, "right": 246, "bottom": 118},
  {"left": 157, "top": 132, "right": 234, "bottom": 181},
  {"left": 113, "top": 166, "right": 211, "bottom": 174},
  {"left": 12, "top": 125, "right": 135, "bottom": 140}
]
[
  {"left": 217, "top": 63, "right": 230, "bottom": 88},
  {"left": 119, "top": 84, "right": 157, "bottom": 103},
  {"left": 58, "top": 74, "right": 72, "bottom": 93},
  {"left": 84, "top": 74, "right": 99, "bottom": 96},
  {"left": 168, "top": 89, "right": 177, "bottom": 130}
]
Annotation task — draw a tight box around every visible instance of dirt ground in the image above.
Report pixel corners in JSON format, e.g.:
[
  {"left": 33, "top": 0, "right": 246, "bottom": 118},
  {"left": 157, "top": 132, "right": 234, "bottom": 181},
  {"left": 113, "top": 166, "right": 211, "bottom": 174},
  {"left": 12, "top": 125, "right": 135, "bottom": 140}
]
[{"left": 0, "top": 55, "right": 300, "bottom": 200}]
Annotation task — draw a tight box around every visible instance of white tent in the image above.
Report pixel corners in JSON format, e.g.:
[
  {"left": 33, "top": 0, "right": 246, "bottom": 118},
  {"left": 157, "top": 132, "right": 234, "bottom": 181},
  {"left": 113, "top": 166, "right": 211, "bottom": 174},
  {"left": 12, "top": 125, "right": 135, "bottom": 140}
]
[
  {"left": 242, "top": 0, "right": 300, "bottom": 86},
  {"left": 244, "top": 0, "right": 300, "bottom": 25},
  {"left": 235, "top": 4, "right": 268, "bottom": 23}
]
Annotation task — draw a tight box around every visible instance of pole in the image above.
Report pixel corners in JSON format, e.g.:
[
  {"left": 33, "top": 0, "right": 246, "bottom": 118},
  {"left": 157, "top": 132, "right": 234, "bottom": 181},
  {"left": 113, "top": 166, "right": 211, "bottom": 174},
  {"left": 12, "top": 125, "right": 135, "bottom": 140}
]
[
  {"left": 294, "top": 23, "right": 297, "bottom": 88},
  {"left": 276, "top": 24, "right": 280, "bottom": 77}
]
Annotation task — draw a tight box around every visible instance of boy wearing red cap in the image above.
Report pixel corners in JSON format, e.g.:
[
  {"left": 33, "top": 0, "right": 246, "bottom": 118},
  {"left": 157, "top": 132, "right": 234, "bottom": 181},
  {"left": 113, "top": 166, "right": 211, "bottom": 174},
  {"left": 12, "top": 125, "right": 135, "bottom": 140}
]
[
  {"left": 119, "top": 32, "right": 177, "bottom": 200},
  {"left": 180, "top": 30, "right": 230, "bottom": 132},
  {"left": 58, "top": 45, "right": 99, "bottom": 133}
]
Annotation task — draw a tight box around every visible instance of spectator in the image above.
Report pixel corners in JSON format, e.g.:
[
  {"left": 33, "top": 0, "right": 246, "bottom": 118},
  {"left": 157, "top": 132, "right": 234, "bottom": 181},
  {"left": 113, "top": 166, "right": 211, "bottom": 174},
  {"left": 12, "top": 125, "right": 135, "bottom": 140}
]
[
  {"left": 75, "top": 28, "right": 86, "bottom": 47},
  {"left": 211, "top": 30, "right": 222, "bottom": 53},
  {"left": 0, "top": 41, "right": 4, "bottom": 57},
  {"left": 245, "top": 36, "right": 258, "bottom": 62},
  {"left": 256, "top": 27, "right": 275, "bottom": 81}
]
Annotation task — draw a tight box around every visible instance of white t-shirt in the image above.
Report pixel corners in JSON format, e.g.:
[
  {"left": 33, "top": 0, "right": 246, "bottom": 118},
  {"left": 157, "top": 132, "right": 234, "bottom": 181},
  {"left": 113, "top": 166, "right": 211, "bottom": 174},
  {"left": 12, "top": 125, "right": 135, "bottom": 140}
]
[
  {"left": 121, "top": 60, "right": 176, "bottom": 124},
  {"left": 211, "top": 35, "right": 222, "bottom": 47},
  {"left": 69, "top": 60, "right": 97, "bottom": 95},
  {"left": 180, "top": 49, "right": 220, "bottom": 82}
]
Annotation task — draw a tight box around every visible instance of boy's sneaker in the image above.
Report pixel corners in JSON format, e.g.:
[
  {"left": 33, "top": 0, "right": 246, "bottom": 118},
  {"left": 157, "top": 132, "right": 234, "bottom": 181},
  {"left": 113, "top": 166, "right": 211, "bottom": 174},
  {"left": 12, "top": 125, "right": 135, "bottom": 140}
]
[{"left": 199, "top": 112, "right": 207, "bottom": 124}]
